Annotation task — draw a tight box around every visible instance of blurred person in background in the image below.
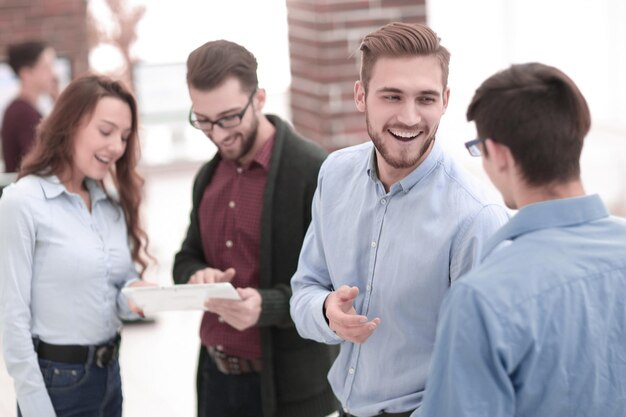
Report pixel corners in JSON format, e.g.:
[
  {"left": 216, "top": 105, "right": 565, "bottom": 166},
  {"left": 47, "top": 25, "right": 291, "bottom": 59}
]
[
  {"left": 173, "top": 39, "right": 337, "bottom": 417},
  {"left": 0, "top": 74, "right": 153, "bottom": 417},
  {"left": 1, "top": 40, "right": 58, "bottom": 173},
  {"left": 290, "top": 22, "right": 509, "bottom": 417},
  {"left": 417, "top": 63, "right": 626, "bottom": 417}
]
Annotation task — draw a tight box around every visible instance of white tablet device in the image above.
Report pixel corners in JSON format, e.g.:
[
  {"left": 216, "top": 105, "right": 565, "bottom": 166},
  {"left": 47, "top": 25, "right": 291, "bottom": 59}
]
[{"left": 122, "top": 283, "right": 241, "bottom": 314}]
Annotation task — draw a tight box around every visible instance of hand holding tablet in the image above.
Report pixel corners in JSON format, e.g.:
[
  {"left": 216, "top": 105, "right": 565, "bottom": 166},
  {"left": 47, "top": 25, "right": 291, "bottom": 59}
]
[{"left": 122, "top": 283, "right": 241, "bottom": 314}]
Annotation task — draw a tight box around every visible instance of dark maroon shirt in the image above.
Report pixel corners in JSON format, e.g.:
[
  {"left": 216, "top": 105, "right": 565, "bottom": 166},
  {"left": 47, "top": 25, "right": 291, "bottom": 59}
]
[
  {"left": 1, "top": 98, "right": 42, "bottom": 172},
  {"left": 198, "top": 135, "right": 275, "bottom": 360}
]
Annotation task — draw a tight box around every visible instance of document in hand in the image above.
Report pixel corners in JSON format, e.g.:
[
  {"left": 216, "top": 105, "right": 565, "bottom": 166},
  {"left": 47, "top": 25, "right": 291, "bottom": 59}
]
[{"left": 122, "top": 283, "right": 241, "bottom": 314}]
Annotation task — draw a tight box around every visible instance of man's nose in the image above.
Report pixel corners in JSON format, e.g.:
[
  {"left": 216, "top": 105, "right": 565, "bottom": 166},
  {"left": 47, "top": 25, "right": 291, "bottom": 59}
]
[
  {"left": 206, "top": 123, "right": 230, "bottom": 141},
  {"left": 396, "top": 101, "right": 422, "bottom": 127}
]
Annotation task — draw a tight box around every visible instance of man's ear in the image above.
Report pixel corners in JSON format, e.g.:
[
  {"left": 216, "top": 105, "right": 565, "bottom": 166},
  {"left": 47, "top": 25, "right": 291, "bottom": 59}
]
[
  {"left": 254, "top": 88, "right": 267, "bottom": 112},
  {"left": 18, "top": 66, "right": 33, "bottom": 83},
  {"left": 354, "top": 80, "right": 366, "bottom": 112},
  {"left": 441, "top": 87, "right": 450, "bottom": 114},
  {"left": 484, "top": 139, "right": 514, "bottom": 172}
]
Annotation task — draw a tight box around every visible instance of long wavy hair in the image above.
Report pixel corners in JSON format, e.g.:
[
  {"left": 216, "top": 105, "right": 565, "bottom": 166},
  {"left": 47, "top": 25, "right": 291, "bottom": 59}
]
[{"left": 19, "top": 74, "right": 151, "bottom": 276}]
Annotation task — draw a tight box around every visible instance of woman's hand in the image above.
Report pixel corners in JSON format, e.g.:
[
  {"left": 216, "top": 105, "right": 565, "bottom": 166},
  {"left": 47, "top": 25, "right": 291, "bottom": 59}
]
[{"left": 126, "top": 280, "right": 157, "bottom": 317}]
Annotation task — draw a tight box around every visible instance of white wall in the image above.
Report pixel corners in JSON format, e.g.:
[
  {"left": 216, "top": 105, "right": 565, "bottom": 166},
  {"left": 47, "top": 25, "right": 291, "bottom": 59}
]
[{"left": 428, "top": 0, "right": 626, "bottom": 209}]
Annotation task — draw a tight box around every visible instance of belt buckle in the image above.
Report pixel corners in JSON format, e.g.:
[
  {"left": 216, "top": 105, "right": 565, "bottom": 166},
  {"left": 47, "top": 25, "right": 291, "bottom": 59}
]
[
  {"left": 95, "top": 345, "right": 114, "bottom": 368},
  {"left": 226, "top": 356, "right": 243, "bottom": 375}
]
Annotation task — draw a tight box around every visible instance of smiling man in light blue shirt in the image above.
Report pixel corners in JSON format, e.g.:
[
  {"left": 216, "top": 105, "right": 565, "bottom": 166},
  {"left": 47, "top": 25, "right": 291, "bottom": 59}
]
[
  {"left": 289, "top": 22, "right": 508, "bottom": 417},
  {"left": 417, "top": 63, "right": 626, "bottom": 417}
]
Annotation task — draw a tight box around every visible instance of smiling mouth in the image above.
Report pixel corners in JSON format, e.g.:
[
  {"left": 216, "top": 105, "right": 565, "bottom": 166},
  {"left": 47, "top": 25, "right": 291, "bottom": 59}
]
[
  {"left": 219, "top": 134, "right": 238, "bottom": 148},
  {"left": 387, "top": 128, "right": 422, "bottom": 142},
  {"left": 95, "top": 155, "right": 111, "bottom": 165}
]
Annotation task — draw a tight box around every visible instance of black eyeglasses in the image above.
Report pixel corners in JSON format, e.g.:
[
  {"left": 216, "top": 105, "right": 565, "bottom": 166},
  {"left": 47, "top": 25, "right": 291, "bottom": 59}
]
[
  {"left": 464, "top": 137, "right": 487, "bottom": 157},
  {"left": 189, "top": 90, "right": 256, "bottom": 132}
]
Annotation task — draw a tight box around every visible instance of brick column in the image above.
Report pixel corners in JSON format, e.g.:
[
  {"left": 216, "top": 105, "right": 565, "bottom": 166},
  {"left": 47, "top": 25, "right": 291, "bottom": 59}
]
[
  {"left": 286, "top": 0, "right": 426, "bottom": 150},
  {"left": 0, "top": 0, "right": 89, "bottom": 77}
]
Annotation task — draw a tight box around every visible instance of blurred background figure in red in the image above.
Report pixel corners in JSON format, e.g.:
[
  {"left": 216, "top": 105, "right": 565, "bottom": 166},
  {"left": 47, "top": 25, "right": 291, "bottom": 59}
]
[{"left": 1, "top": 40, "right": 58, "bottom": 173}]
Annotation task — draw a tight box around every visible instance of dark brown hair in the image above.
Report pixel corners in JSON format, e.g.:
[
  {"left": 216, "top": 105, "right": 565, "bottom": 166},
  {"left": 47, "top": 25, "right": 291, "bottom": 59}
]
[
  {"left": 19, "top": 74, "right": 151, "bottom": 275},
  {"left": 186, "top": 40, "right": 258, "bottom": 92},
  {"left": 359, "top": 22, "right": 450, "bottom": 93},
  {"left": 7, "top": 40, "right": 49, "bottom": 76},
  {"left": 467, "top": 62, "right": 591, "bottom": 186}
]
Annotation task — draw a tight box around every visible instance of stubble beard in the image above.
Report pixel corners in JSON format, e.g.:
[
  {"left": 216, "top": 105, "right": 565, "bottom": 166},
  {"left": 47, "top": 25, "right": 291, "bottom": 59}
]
[
  {"left": 218, "top": 114, "right": 260, "bottom": 163},
  {"left": 366, "top": 112, "right": 437, "bottom": 170}
]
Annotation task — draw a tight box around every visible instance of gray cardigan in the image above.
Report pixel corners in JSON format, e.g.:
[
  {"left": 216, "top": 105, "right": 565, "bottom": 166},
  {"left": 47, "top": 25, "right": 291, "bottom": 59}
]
[{"left": 173, "top": 114, "right": 337, "bottom": 417}]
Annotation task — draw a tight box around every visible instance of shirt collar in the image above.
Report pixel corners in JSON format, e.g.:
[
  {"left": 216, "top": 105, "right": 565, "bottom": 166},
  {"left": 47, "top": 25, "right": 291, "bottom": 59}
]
[
  {"left": 481, "top": 194, "right": 609, "bottom": 260},
  {"left": 39, "top": 175, "right": 108, "bottom": 203},
  {"left": 222, "top": 133, "right": 275, "bottom": 172},
  {"left": 366, "top": 140, "right": 443, "bottom": 193},
  {"left": 253, "top": 133, "right": 275, "bottom": 171}
]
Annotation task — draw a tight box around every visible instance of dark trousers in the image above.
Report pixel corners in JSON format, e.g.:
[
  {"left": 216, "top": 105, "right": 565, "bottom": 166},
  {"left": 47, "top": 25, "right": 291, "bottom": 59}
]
[
  {"left": 18, "top": 356, "right": 122, "bottom": 417},
  {"left": 197, "top": 346, "right": 263, "bottom": 417}
]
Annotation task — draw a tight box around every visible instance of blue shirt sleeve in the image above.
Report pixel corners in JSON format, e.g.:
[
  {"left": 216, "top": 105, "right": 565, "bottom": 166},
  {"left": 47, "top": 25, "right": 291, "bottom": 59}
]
[
  {"left": 0, "top": 192, "right": 56, "bottom": 417},
  {"left": 450, "top": 204, "right": 510, "bottom": 282},
  {"left": 290, "top": 163, "right": 343, "bottom": 345}
]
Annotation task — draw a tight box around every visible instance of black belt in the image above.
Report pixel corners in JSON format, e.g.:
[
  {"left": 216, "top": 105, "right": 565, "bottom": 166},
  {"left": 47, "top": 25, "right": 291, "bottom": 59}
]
[{"left": 35, "top": 334, "right": 121, "bottom": 368}]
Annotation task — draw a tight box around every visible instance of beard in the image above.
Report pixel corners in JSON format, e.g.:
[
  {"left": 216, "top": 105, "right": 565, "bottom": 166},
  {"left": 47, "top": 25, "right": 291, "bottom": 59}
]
[
  {"left": 366, "top": 112, "right": 437, "bottom": 170},
  {"left": 218, "top": 113, "right": 259, "bottom": 163}
]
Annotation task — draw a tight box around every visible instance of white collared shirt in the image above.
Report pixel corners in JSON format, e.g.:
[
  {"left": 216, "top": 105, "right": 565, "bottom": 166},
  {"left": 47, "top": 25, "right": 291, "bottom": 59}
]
[{"left": 0, "top": 175, "right": 138, "bottom": 417}]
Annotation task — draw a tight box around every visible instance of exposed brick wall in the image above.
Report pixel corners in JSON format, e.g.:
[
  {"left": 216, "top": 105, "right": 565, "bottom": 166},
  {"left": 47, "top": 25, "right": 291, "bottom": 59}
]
[
  {"left": 0, "top": 0, "right": 89, "bottom": 78},
  {"left": 286, "top": 0, "right": 426, "bottom": 150}
]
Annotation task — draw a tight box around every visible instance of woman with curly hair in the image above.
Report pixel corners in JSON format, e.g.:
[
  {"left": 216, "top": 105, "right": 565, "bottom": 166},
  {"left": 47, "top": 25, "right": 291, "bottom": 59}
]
[{"left": 0, "top": 74, "right": 152, "bottom": 417}]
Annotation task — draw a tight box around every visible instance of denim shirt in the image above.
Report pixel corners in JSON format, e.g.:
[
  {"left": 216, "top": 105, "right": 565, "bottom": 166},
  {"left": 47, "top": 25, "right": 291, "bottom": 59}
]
[
  {"left": 0, "top": 175, "right": 139, "bottom": 417},
  {"left": 290, "top": 141, "right": 509, "bottom": 416},
  {"left": 418, "top": 195, "right": 626, "bottom": 417}
]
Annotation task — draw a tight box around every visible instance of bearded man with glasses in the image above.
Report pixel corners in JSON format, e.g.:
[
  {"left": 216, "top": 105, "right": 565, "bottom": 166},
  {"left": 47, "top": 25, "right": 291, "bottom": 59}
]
[{"left": 173, "top": 40, "right": 337, "bottom": 417}]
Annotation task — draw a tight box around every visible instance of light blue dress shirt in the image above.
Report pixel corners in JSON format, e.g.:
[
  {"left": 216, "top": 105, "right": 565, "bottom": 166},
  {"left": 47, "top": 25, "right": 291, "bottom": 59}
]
[
  {"left": 417, "top": 194, "right": 626, "bottom": 417},
  {"left": 0, "top": 175, "right": 139, "bottom": 417},
  {"left": 290, "top": 141, "right": 509, "bottom": 416}
]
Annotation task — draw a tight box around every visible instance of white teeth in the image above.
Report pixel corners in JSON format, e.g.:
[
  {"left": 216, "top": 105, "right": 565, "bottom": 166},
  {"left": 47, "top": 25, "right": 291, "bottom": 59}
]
[
  {"left": 389, "top": 129, "right": 420, "bottom": 138},
  {"left": 220, "top": 135, "right": 237, "bottom": 147},
  {"left": 95, "top": 155, "right": 111, "bottom": 164}
]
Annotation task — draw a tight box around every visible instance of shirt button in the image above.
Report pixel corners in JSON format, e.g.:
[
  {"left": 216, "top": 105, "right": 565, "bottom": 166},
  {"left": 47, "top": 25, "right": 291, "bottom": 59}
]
[
  {"left": 380, "top": 198, "right": 387, "bottom": 205},
  {"left": 366, "top": 284, "right": 371, "bottom": 291},
  {"left": 349, "top": 367, "right": 355, "bottom": 374},
  {"left": 236, "top": 167, "right": 243, "bottom": 174},
  {"left": 228, "top": 201, "right": 236, "bottom": 209},
  {"left": 371, "top": 241, "right": 377, "bottom": 248},
  {"left": 218, "top": 316, "right": 225, "bottom": 323},
  {"left": 225, "top": 240, "right": 233, "bottom": 248}
]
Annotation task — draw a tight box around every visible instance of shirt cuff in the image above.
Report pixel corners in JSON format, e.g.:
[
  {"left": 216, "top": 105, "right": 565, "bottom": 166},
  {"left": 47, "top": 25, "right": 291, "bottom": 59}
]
[
  {"left": 117, "top": 279, "right": 142, "bottom": 320},
  {"left": 123, "top": 278, "right": 141, "bottom": 288},
  {"left": 312, "top": 292, "right": 343, "bottom": 344},
  {"left": 17, "top": 388, "right": 56, "bottom": 417}
]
